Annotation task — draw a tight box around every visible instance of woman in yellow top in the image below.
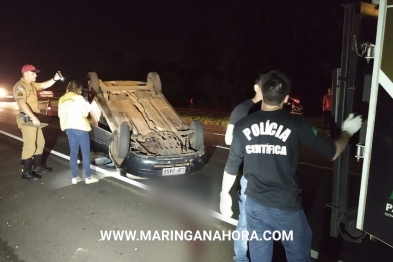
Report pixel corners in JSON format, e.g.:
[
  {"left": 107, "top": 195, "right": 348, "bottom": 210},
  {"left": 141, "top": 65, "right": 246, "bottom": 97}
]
[{"left": 58, "top": 80, "right": 99, "bottom": 184}]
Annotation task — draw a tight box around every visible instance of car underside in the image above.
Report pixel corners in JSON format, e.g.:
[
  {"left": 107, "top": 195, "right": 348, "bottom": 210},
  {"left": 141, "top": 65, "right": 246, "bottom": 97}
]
[{"left": 86, "top": 72, "right": 206, "bottom": 179}]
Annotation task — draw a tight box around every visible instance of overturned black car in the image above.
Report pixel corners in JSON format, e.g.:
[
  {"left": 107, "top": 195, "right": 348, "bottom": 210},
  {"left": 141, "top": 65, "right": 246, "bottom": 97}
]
[{"left": 86, "top": 72, "right": 206, "bottom": 179}]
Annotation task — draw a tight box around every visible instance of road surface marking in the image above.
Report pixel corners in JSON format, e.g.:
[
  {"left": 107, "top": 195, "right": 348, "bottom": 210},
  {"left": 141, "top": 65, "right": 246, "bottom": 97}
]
[
  {"left": 213, "top": 145, "right": 360, "bottom": 176},
  {"left": 204, "top": 127, "right": 226, "bottom": 132},
  {"left": 0, "top": 130, "right": 153, "bottom": 190},
  {"left": 210, "top": 130, "right": 225, "bottom": 134},
  {"left": 212, "top": 133, "right": 225, "bottom": 136},
  {"left": 215, "top": 145, "right": 230, "bottom": 150},
  {"left": 0, "top": 129, "right": 343, "bottom": 262}
]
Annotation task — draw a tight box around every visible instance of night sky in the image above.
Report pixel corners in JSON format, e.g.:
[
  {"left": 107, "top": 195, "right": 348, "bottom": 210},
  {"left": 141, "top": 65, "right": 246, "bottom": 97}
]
[{"left": 1, "top": 0, "right": 359, "bottom": 112}]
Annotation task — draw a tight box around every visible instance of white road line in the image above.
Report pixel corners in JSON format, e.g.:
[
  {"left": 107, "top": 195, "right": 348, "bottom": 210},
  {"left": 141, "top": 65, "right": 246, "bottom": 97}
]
[
  {"left": 212, "top": 133, "right": 225, "bottom": 136},
  {"left": 212, "top": 145, "right": 360, "bottom": 176},
  {"left": 215, "top": 145, "right": 230, "bottom": 150},
  {"left": 0, "top": 130, "right": 154, "bottom": 191},
  {"left": 204, "top": 127, "right": 226, "bottom": 132},
  {"left": 0, "top": 130, "right": 23, "bottom": 142},
  {"left": 209, "top": 210, "right": 238, "bottom": 226},
  {"left": 109, "top": 172, "right": 152, "bottom": 191},
  {"left": 0, "top": 129, "right": 342, "bottom": 262},
  {"left": 298, "top": 161, "right": 334, "bottom": 171}
]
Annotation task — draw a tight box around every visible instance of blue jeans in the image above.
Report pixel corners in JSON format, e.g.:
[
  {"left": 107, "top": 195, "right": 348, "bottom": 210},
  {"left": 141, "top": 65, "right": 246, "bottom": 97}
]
[
  {"left": 65, "top": 129, "right": 91, "bottom": 178},
  {"left": 245, "top": 197, "right": 312, "bottom": 262},
  {"left": 234, "top": 176, "right": 249, "bottom": 262}
]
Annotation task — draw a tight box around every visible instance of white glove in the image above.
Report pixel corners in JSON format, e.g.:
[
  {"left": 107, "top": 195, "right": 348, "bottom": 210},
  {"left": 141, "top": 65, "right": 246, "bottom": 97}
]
[
  {"left": 219, "top": 192, "right": 233, "bottom": 217},
  {"left": 342, "top": 113, "right": 362, "bottom": 136}
]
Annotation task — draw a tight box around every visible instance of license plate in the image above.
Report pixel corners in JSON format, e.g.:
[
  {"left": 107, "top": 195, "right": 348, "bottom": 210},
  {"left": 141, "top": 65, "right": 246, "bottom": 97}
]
[{"left": 162, "top": 167, "right": 186, "bottom": 176}]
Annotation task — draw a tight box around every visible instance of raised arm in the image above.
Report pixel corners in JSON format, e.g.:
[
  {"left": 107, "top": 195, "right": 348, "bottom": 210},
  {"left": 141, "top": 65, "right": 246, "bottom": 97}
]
[
  {"left": 298, "top": 114, "right": 362, "bottom": 161},
  {"left": 39, "top": 71, "right": 63, "bottom": 89},
  {"left": 332, "top": 113, "right": 362, "bottom": 160}
]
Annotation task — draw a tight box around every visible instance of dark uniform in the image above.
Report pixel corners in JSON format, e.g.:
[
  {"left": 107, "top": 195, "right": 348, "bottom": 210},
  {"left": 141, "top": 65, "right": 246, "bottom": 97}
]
[
  {"left": 225, "top": 109, "right": 335, "bottom": 261},
  {"left": 229, "top": 100, "right": 262, "bottom": 125},
  {"left": 228, "top": 98, "right": 261, "bottom": 262}
]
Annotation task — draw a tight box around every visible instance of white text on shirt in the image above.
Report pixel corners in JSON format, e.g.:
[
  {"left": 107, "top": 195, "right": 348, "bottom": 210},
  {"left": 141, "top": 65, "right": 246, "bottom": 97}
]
[{"left": 242, "top": 120, "right": 292, "bottom": 142}]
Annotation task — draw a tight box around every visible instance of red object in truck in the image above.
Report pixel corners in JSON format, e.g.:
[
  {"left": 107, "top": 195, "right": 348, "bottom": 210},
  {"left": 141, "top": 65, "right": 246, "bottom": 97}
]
[{"left": 38, "top": 90, "right": 54, "bottom": 98}]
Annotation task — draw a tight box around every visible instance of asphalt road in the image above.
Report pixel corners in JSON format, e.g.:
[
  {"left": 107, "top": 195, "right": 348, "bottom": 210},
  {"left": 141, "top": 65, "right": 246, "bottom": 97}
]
[{"left": 1, "top": 101, "right": 393, "bottom": 262}]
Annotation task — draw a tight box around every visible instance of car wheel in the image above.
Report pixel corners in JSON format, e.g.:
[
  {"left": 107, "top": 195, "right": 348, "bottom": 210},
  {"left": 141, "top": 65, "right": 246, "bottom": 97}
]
[
  {"left": 117, "top": 122, "right": 131, "bottom": 158},
  {"left": 147, "top": 72, "right": 162, "bottom": 92},
  {"left": 109, "top": 158, "right": 125, "bottom": 176},
  {"left": 190, "top": 120, "right": 204, "bottom": 151},
  {"left": 87, "top": 72, "right": 101, "bottom": 94},
  {"left": 108, "top": 137, "right": 149, "bottom": 180},
  {"left": 115, "top": 166, "right": 127, "bottom": 176},
  {"left": 109, "top": 131, "right": 125, "bottom": 169}
]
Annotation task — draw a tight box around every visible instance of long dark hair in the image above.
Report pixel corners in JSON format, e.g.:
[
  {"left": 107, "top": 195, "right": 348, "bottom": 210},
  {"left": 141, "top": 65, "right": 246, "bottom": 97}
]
[{"left": 66, "top": 80, "right": 83, "bottom": 95}]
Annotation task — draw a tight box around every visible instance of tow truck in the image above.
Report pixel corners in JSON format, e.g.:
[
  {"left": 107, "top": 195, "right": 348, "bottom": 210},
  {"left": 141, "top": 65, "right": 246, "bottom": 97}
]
[{"left": 329, "top": 0, "right": 393, "bottom": 248}]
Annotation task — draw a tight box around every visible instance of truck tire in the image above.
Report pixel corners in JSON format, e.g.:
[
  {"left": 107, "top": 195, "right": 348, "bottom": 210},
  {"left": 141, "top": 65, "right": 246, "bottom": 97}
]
[
  {"left": 87, "top": 72, "right": 101, "bottom": 94},
  {"left": 147, "top": 72, "right": 162, "bottom": 92},
  {"left": 117, "top": 122, "right": 130, "bottom": 158},
  {"left": 190, "top": 120, "right": 204, "bottom": 151}
]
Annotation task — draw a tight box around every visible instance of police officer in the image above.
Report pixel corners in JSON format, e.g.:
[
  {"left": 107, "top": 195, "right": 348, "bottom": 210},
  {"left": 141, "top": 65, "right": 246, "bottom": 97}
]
[
  {"left": 224, "top": 74, "right": 263, "bottom": 262},
  {"left": 13, "top": 64, "right": 63, "bottom": 181},
  {"left": 219, "top": 70, "right": 362, "bottom": 261}
]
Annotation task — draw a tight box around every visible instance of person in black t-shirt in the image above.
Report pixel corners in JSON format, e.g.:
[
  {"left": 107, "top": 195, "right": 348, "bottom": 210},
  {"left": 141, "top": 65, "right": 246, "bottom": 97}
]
[
  {"left": 219, "top": 70, "right": 362, "bottom": 262},
  {"left": 225, "top": 74, "right": 263, "bottom": 262},
  {"left": 225, "top": 75, "right": 263, "bottom": 145}
]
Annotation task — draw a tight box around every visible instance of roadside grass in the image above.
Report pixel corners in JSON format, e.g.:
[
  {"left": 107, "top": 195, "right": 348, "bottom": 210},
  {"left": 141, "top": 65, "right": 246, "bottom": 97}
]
[
  {"left": 41, "top": 99, "right": 331, "bottom": 137},
  {"left": 178, "top": 111, "right": 331, "bottom": 137},
  {"left": 178, "top": 111, "right": 230, "bottom": 126}
]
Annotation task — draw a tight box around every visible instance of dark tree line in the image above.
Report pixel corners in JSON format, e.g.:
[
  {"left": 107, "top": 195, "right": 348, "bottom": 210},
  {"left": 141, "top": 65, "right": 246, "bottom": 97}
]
[{"left": 83, "top": 0, "right": 354, "bottom": 115}]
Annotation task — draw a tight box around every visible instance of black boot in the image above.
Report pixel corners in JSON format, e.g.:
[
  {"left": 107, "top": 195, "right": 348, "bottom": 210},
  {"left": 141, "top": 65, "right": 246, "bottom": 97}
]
[
  {"left": 33, "top": 154, "right": 53, "bottom": 174},
  {"left": 21, "top": 159, "right": 40, "bottom": 181}
]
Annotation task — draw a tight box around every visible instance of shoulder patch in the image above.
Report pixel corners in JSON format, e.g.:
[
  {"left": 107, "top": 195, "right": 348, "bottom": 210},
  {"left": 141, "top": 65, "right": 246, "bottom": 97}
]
[
  {"left": 17, "top": 85, "right": 25, "bottom": 91},
  {"left": 17, "top": 93, "right": 23, "bottom": 97},
  {"left": 311, "top": 127, "right": 318, "bottom": 136}
]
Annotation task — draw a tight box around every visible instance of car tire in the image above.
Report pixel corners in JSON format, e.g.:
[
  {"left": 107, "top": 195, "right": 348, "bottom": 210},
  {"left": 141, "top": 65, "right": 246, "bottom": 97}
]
[
  {"left": 109, "top": 130, "right": 125, "bottom": 169},
  {"left": 190, "top": 120, "right": 204, "bottom": 151},
  {"left": 147, "top": 72, "right": 162, "bottom": 92},
  {"left": 117, "top": 122, "right": 130, "bottom": 158},
  {"left": 108, "top": 137, "right": 149, "bottom": 180},
  {"left": 87, "top": 72, "right": 101, "bottom": 94}
]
